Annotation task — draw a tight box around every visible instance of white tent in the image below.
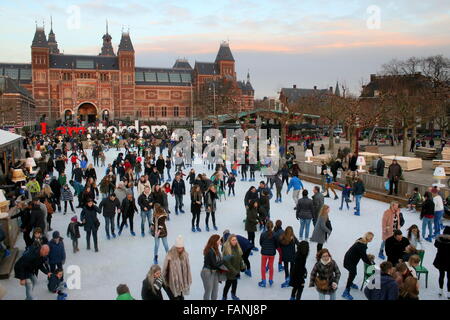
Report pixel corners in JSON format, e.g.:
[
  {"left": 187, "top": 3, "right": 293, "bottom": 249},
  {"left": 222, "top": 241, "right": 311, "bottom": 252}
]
[{"left": 0, "top": 129, "right": 22, "bottom": 148}]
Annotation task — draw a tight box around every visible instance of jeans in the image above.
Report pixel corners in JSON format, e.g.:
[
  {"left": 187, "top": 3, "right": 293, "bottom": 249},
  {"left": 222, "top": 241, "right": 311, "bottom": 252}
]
[
  {"left": 86, "top": 227, "right": 98, "bottom": 250},
  {"left": 345, "top": 268, "right": 357, "bottom": 290},
  {"left": 101, "top": 193, "right": 108, "bottom": 200},
  {"left": 422, "top": 217, "right": 434, "bottom": 239},
  {"left": 319, "top": 292, "right": 336, "bottom": 300},
  {"left": 354, "top": 195, "right": 362, "bottom": 214},
  {"left": 299, "top": 219, "right": 312, "bottom": 239},
  {"left": 292, "top": 189, "right": 300, "bottom": 206},
  {"left": 25, "top": 275, "right": 38, "bottom": 300},
  {"left": 228, "top": 185, "right": 235, "bottom": 196},
  {"left": 167, "top": 169, "right": 171, "bottom": 181},
  {"left": 201, "top": 268, "right": 220, "bottom": 300},
  {"left": 261, "top": 255, "right": 275, "bottom": 281},
  {"left": 141, "top": 210, "right": 152, "bottom": 234},
  {"left": 64, "top": 201, "right": 74, "bottom": 213},
  {"left": 175, "top": 194, "right": 184, "bottom": 211},
  {"left": 105, "top": 216, "right": 115, "bottom": 237},
  {"left": 340, "top": 196, "right": 350, "bottom": 210},
  {"left": 379, "top": 240, "right": 385, "bottom": 254},
  {"left": 154, "top": 237, "right": 169, "bottom": 257},
  {"left": 389, "top": 179, "right": 399, "bottom": 195},
  {"left": 434, "top": 210, "right": 444, "bottom": 235},
  {"left": 205, "top": 211, "right": 216, "bottom": 227}
]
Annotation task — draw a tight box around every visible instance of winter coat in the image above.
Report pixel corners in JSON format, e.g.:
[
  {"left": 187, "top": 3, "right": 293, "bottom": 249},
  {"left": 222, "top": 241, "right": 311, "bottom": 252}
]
[
  {"left": 289, "top": 251, "right": 308, "bottom": 287},
  {"left": 223, "top": 245, "right": 244, "bottom": 280},
  {"left": 141, "top": 277, "right": 174, "bottom": 300},
  {"left": 116, "top": 292, "right": 135, "bottom": 300},
  {"left": 14, "top": 245, "right": 49, "bottom": 280},
  {"left": 420, "top": 199, "right": 435, "bottom": 219},
  {"left": 152, "top": 211, "right": 168, "bottom": 238},
  {"left": 67, "top": 222, "right": 82, "bottom": 240},
  {"left": 310, "top": 215, "right": 332, "bottom": 244},
  {"left": 61, "top": 187, "right": 74, "bottom": 201},
  {"left": 152, "top": 191, "right": 168, "bottom": 212},
  {"left": 223, "top": 233, "right": 254, "bottom": 252},
  {"left": 191, "top": 192, "right": 202, "bottom": 214},
  {"left": 245, "top": 207, "right": 258, "bottom": 232},
  {"left": 287, "top": 176, "right": 304, "bottom": 193},
  {"left": 312, "top": 192, "right": 324, "bottom": 221},
  {"left": 149, "top": 171, "right": 160, "bottom": 186},
  {"left": 203, "top": 248, "right": 224, "bottom": 270},
  {"left": 85, "top": 168, "right": 97, "bottom": 181},
  {"left": 296, "top": 196, "right": 314, "bottom": 220},
  {"left": 387, "top": 163, "right": 402, "bottom": 180},
  {"left": 138, "top": 192, "right": 153, "bottom": 211},
  {"left": 49, "top": 179, "right": 62, "bottom": 200},
  {"left": 433, "top": 234, "right": 450, "bottom": 272},
  {"left": 279, "top": 236, "right": 299, "bottom": 263},
  {"left": 364, "top": 273, "right": 399, "bottom": 300},
  {"left": 121, "top": 198, "right": 138, "bottom": 217},
  {"left": 309, "top": 259, "right": 341, "bottom": 294},
  {"left": 80, "top": 205, "right": 101, "bottom": 231},
  {"left": 11, "top": 208, "right": 31, "bottom": 230},
  {"left": 48, "top": 239, "right": 66, "bottom": 265},
  {"left": 48, "top": 274, "right": 64, "bottom": 293},
  {"left": 257, "top": 186, "right": 273, "bottom": 200},
  {"left": 29, "top": 204, "right": 46, "bottom": 231},
  {"left": 259, "top": 231, "right": 278, "bottom": 256},
  {"left": 162, "top": 246, "right": 192, "bottom": 297},
  {"left": 244, "top": 190, "right": 259, "bottom": 207},
  {"left": 352, "top": 181, "right": 365, "bottom": 195},
  {"left": 343, "top": 239, "right": 373, "bottom": 273},
  {"left": 137, "top": 180, "right": 151, "bottom": 196},
  {"left": 376, "top": 159, "right": 385, "bottom": 176},
  {"left": 385, "top": 235, "right": 410, "bottom": 265},
  {"left": 99, "top": 197, "right": 121, "bottom": 217},
  {"left": 156, "top": 159, "right": 165, "bottom": 173},
  {"left": 55, "top": 159, "right": 65, "bottom": 173},
  {"left": 382, "top": 208, "right": 401, "bottom": 241},
  {"left": 171, "top": 179, "right": 186, "bottom": 195},
  {"left": 205, "top": 190, "right": 218, "bottom": 213}
]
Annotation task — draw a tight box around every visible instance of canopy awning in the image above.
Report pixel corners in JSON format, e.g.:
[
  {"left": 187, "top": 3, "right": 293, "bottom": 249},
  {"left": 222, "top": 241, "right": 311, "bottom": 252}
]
[{"left": 0, "top": 129, "right": 23, "bottom": 149}]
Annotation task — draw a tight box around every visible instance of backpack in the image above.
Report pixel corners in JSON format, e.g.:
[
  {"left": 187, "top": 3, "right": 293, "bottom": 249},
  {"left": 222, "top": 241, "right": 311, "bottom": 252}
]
[{"left": 45, "top": 199, "right": 55, "bottom": 215}]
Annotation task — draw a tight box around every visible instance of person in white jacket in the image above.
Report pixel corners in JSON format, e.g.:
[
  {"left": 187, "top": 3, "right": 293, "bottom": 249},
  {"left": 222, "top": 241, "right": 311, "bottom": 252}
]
[
  {"left": 137, "top": 175, "right": 151, "bottom": 196},
  {"left": 432, "top": 188, "right": 444, "bottom": 236}
]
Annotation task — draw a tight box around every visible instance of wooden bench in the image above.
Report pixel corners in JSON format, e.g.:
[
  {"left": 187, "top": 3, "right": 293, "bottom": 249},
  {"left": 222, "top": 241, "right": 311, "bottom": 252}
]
[{"left": 415, "top": 147, "right": 438, "bottom": 160}]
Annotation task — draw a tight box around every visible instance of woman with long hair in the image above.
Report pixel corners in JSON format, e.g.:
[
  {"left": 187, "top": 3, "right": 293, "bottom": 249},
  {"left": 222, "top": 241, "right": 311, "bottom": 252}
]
[
  {"left": 289, "top": 241, "right": 309, "bottom": 300},
  {"left": 85, "top": 163, "right": 97, "bottom": 182},
  {"left": 152, "top": 203, "right": 169, "bottom": 265},
  {"left": 398, "top": 275, "right": 420, "bottom": 300},
  {"left": 258, "top": 220, "right": 278, "bottom": 288},
  {"left": 279, "top": 226, "right": 300, "bottom": 288},
  {"left": 309, "top": 248, "right": 341, "bottom": 300},
  {"left": 205, "top": 185, "right": 219, "bottom": 231},
  {"left": 191, "top": 185, "right": 203, "bottom": 232},
  {"left": 201, "top": 234, "right": 224, "bottom": 300},
  {"left": 407, "top": 224, "right": 423, "bottom": 249},
  {"left": 310, "top": 204, "right": 332, "bottom": 253},
  {"left": 221, "top": 234, "right": 245, "bottom": 300},
  {"left": 141, "top": 264, "right": 174, "bottom": 300},
  {"left": 245, "top": 200, "right": 259, "bottom": 248},
  {"left": 40, "top": 185, "right": 55, "bottom": 231}
]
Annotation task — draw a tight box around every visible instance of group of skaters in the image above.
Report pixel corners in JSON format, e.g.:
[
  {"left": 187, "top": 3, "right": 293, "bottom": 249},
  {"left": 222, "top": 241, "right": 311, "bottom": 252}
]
[{"left": 0, "top": 129, "right": 448, "bottom": 301}]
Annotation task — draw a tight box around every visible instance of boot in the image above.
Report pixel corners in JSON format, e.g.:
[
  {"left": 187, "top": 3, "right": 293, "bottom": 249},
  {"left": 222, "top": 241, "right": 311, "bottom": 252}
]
[
  {"left": 180, "top": 209, "right": 185, "bottom": 214},
  {"left": 131, "top": 231, "right": 136, "bottom": 236},
  {"left": 252, "top": 247, "right": 259, "bottom": 252},
  {"left": 57, "top": 292, "right": 68, "bottom": 300},
  {"left": 192, "top": 227, "right": 196, "bottom": 232},
  {"left": 281, "top": 277, "right": 290, "bottom": 288},
  {"left": 258, "top": 280, "right": 266, "bottom": 288},
  {"left": 222, "top": 295, "right": 227, "bottom": 300},
  {"left": 278, "top": 263, "right": 284, "bottom": 272},
  {"left": 95, "top": 247, "right": 99, "bottom": 252},
  {"left": 378, "top": 250, "right": 385, "bottom": 260},
  {"left": 350, "top": 283, "right": 359, "bottom": 290},
  {"left": 106, "top": 234, "right": 110, "bottom": 240},
  {"left": 244, "top": 269, "right": 252, "bottom": 277},
  {"left": 342, "top": 289, "right": 354, "bottom": 300},
  {"left": 112, "top": 233, "right": 116, "bottom": 238},
  {"left": 269, "top": 280, "right": 273, "bottom": 287},
  {"left": 205, "top": 225, "right": 210, "bottom": 232},
  {"left": 334, "top": 195, "right": 339, "bottom": 200},
  {"left": 141, "top": 231, "right": 145, "bottom": 237},
  {"left": 196, "top": 226, "right": 202, "bottom": 232},
  {"left": 275, "top": 198, "right": 279, "bottom": 203},
  {"left": 324, "top": 194, "right": 330, "bottom": 198},
  {"left": 289, "top": 296, "right": 295, "bottom": 300},
  {"left": 154, "top": 255, "right": 158, "bottom": 265},
  {"left": 231, "top": 294, "right": 240, "bottom": 300},
  {"left": 439, "top": 288, "right": 444, "bottom": 296},
  {"left": 213, "top": 225, "right": 218, "bottom": 231},
  {"left": 175, "top": 208, "right": 179, "bottom": 215}
]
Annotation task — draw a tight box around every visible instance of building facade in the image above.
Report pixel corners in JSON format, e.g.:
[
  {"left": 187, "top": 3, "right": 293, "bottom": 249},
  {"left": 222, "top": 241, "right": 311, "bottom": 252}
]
[{"left": 0, "top": 25, "right": 255, "bottom": 125}]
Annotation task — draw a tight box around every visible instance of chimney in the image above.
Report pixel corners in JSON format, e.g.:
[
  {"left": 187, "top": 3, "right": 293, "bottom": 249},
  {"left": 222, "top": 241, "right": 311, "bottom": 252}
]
[
  {"left": 293, "top": 84, "right": 296, "bottom": 89},
  {"left": 329, "top": 86, "right": 333, "bottom": 92},
  {"left": 313, "top": 86, "right": 317, "bottom": 90}
]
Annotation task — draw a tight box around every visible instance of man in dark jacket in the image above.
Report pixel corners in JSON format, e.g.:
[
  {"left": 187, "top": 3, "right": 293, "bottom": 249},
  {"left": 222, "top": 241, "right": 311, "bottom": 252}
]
[
  {"left": 311, "top": 186, "right": 324, "bottom": 226},
  {"left": 376, "top": 156, "right": 385, "bottom": 177},
  {"left": 257, "top": 181, "right": 273, "bottom": 200},
  {"left": 149, "top": 167, "right": 161, "bottom": 188},
  {"left": 330, "top": 159, "right": 345, "bottom": 182},
  {"left": 353, "top": 178, "right": 365, "bottom": 216},
  {"left": 171, "top": 174, "right": 186, "bottom": 215},
  {"left": 296, "top": 189, "right": 314, "bottom": 240},
  {"left": 342, "top": 234, "right": 375, "bottom": 300},
  {"left": 14, "top": 244, "right": 51, "bottom": 300},
  {"left": 385, "top": 230, "right": 410, "bottom": 265},
  {"left": 364, "top": 261, "right": 399, "bottom": 300},
  {"left": 71, "top": 163, "right": 84, "bottom": 184},
  {"left": 137, "top": 186, "right": 153, "bottom": 237},
  {"left": 119, "top": 193, "right": 138, "bottom": 236},
  {"left": 387, "top": 160, "right": 402, "bottom": 195},
  {"left": 156, "top": 155, "right": 166, "bottom": 181},
  {"left": 99, "top": 193, "right": 121, "bottom": 239},
  {"left": 29, "top": 199, "right": 46, "bottom": 234},
  {"left": 80, "top": 199, "right": 101, "bottom": 252}
]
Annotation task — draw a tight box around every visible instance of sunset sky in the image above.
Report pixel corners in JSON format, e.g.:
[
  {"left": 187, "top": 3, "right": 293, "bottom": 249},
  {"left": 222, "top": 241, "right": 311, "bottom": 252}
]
[{"left": 1, "top": 0, "right": 449, "bottom": 97}]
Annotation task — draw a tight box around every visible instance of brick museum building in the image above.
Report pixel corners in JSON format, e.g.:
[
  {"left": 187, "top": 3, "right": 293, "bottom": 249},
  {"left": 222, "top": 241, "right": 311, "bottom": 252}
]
[{"left": 0, "top": 24, "right": 254, "bottom": 125}]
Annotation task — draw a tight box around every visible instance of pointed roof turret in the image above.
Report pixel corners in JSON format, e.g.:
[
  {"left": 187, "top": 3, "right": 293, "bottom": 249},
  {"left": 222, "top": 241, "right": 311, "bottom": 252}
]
[
  {"left": 118, "top": 29, "right": 134, "bottom": 52},
  {"left": 47, "top": 17, "right": 60, "bottom": 54},
  {"left": 99, "top": 20, "right": 115, "bottom": 56},
  {"left": 32, "top": 24, "right": 49, "bottom": 48},
  {"left": 173, "top": 58, "right": 192, "bottom": 70},
  {"left": 215, "top": 41, "right": 234, "bottom": 62},
  {"left": 335, "top": 81, "right": 341, "bottom": 96}
]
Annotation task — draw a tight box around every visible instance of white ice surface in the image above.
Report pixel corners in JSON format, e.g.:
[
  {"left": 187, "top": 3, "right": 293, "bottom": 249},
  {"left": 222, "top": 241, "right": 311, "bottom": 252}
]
[{"left": 1, "top": 148, "right": 447, "bottom": 300}]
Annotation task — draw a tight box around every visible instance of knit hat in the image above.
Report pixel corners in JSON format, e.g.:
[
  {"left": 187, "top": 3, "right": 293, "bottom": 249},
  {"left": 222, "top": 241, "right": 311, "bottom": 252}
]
[
  {"left": 71, "top": 216, "right": 78, "bottom": 222},
  {"left": 52, "top": 231, "right": 60, "bottom": 239},
  {"left": 175, "top": 235, "right": 184, "bottom": 248},
  {"left": 223, "top": 229, "right": 230, "bottom": 236}
]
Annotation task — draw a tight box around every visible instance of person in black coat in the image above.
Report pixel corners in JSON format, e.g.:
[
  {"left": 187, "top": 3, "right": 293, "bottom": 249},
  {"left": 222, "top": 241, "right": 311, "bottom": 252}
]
[
  {"left": 49, "top": 177, "right": 62, "bottom": 212},
  {"left": 171, "top": 174, "right": 186, "bottom": 214},
  {"left": 342, "top": 233, "right": 375, "bottom": 300},
  {"left": 141, "top": 265, "right": 174, "bottom": 300},
  {"left": 385, "top": 230, "right": 410, "bottom": 266},
  {"left": 14, "top": 244, "right": 51, "bottom": 300},
  {"left": 149, "top": 167, "right": 161, "bottom": 188},
  {"left": 289, "top": 241, "right": 309, "bottom": 300},
  {"left": 99, "top": 194, "right": 121, "bottom": 239},
  {"left": 433, "top": 226, "right": 450, "bottom": 298},
  {"left": 80, "top": 199, "right": 101, "bottom": 252},
  {"left": 11, "top": 201, "right": 33, "bottom": 248},
  {"left": 244, "top": 187, "right": 258, "bottom": 209},
  {"left": 71, "top": 164, "right": 84, "bottom": 184},
  {"left": 29, "top": 201, "right": 46, "bottom": 235},
  {"left": 376, "top": 157, "right": 385, "bottom": 177},
  {"left": 349, "top": 154, "right": 358, "bottom": 172},
  {"left": 119, "top": 193, "right": 138, "bottom": 236}
]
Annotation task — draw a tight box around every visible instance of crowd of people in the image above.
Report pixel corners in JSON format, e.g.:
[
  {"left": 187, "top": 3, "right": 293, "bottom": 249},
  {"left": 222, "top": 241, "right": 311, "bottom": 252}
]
[{"left": 0, "top": 128, "right": 448, "bottom": 301}]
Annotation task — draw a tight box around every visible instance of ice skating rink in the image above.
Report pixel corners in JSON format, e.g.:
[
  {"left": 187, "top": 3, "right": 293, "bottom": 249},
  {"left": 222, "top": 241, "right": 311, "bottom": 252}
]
[{"left": 1, "top": 148, "right": 446, "bottom": 300}]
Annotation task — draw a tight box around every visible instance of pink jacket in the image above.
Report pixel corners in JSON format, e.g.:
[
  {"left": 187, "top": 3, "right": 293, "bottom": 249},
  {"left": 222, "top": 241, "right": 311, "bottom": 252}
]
[{"left": 382, "top": 208, "right": 401, "bottom": 241}]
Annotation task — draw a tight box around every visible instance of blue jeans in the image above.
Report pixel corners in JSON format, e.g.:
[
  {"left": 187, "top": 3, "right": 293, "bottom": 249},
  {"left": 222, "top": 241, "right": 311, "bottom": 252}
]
[
  {"left": 141, "top": 210, "right": 152, "bottom": 234},
  {"left": 25, "top": 275, "right": 37, "bottom": 300},
  {"left": 319, "top": 291, "right": 336, "bottom": 300},
  {"left": 154, "top": 236, "right": 169, "bottom": 257},
  {"left": 434, "top": 210, "right": 444, "bottom": 235},
  {"left": 104, "top": 216, "right": 115, "bottom": 237},
  {"left": 167, "top": 169, "right": 172, "bottom": 181},
  {"left": 299, "top": 219, "right": 312, "bottom": 239},
  {"left": 379, "top": 240, "right": 385, "bottom": 254},
  {"left": 422, "top": 217, "right": 434, "bottom": 239},
  {"left": 175, "top": 194, "right": 183, "bottom": 211},
  {"left": 340, "top": 196, "right": 350, "bottom": 210},
  {"left": 354, "top": 195, "right": 362, "bottom": 214}
]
